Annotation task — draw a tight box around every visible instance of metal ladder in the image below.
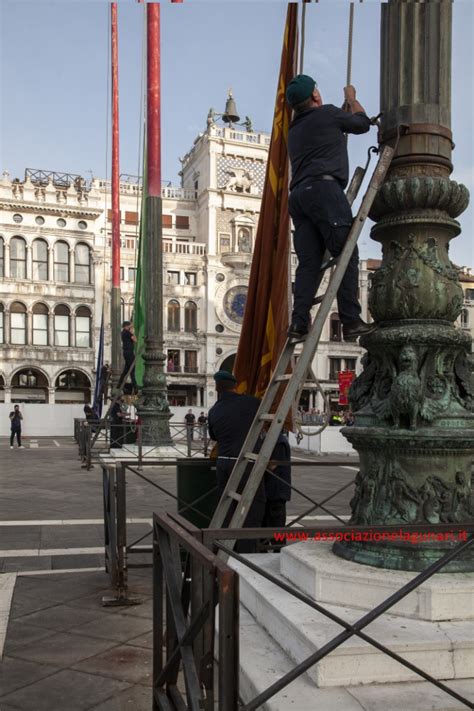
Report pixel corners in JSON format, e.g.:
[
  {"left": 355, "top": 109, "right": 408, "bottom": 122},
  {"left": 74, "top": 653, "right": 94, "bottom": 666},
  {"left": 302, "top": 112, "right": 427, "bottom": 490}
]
[{"left": 209, "top": 144, "right": 394, "bottom": 535}]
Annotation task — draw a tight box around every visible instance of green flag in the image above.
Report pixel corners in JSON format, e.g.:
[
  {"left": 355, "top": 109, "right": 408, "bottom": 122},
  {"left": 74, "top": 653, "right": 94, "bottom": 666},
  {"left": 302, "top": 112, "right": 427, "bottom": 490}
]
[{"left": 133, "top": 156, "right": 147, "bottom": 387}]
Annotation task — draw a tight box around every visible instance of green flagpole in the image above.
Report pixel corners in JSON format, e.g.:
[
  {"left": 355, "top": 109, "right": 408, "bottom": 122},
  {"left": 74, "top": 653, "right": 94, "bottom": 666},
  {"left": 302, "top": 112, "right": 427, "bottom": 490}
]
[{"left": 133, "top": 150, "right": 146, "bottom": 388}]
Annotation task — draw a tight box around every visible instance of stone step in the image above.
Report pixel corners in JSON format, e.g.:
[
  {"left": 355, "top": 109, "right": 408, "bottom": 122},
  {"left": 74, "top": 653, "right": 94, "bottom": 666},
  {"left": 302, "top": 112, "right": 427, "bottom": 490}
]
[
  {"left": 279, "top": 541, "right": 474, "bottom": 621},
  {"left": 229, "top": 555, "right": 473, "bottom": 688},
  {"left": 238, "top": 607, "right": 474, "bottom": 711}
]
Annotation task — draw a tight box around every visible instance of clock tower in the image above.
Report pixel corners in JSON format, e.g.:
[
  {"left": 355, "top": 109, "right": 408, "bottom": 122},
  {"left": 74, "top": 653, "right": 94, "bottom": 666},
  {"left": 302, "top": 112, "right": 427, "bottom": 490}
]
[{"left": 180, "top": 112, "right": 270, "bottom": 407}]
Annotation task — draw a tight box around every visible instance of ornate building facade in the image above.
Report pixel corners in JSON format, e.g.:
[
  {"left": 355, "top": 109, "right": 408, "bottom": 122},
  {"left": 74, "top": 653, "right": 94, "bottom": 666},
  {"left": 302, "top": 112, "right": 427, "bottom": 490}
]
[{"left": 0, "top": 125, "right": 471, "bottom": 413}]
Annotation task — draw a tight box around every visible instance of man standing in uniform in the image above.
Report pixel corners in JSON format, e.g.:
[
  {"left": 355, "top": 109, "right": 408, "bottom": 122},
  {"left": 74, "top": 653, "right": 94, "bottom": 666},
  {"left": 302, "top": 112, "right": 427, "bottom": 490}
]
[
  {"left": 208, "top": 370, "right": 265, "bottom": 553},
  {"left": 118, "top": 321, "right": 137, "bottom": 392},
  {"left": 285, "top": 75, "right": 374, "bottom": 341}
]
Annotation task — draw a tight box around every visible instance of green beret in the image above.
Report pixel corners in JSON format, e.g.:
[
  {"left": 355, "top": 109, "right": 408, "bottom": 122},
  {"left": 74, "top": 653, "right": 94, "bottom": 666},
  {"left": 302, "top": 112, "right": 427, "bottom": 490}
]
[
  {"left": 286, "top": 74, "right": 317, "bottom": 108},
  {"left": 213, "top": 370, "right": 237, "bottom": 383}
]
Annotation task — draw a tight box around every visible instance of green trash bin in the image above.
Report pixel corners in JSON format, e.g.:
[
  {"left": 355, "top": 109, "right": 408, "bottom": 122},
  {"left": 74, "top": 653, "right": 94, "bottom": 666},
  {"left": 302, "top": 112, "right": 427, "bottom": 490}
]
[{"left": 177, "top": 459, "right": 218, "bottom": 529}]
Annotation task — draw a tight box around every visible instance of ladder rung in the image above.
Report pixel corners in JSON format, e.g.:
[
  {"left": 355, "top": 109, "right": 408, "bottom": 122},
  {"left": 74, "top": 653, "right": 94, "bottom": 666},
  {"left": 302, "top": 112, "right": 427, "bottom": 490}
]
[
  {"left": 244, "top": 452, "right": 258, "bottom": 461},
  {"left": 274, "top": 374, "right": 313, "bottom": 388},
  {"left": 227, "top": 491, "right": 241, "bottom": 502},
  {"left": 320, "top": 257, "right": 338, "bottom": 271},
  {"left": 312, "top": 294, "right": 326, "bottom": 305},
  {"left": 259, "top": 414, "right": 274, "bottom": 422}
]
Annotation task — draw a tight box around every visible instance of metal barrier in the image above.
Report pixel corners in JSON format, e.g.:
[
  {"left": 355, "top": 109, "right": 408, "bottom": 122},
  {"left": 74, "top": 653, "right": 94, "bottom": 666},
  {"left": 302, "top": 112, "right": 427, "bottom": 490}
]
[
  {"left": 101, "top": 458, "right": 219, "bottom": 602},
  {"left": 77, "top": 419, "right": 209, "bottom": 469},
  {"left": 153, "top": 511, "right": 239, "bottom": 711},
  {"left": 101, "top": 458, "right": 360, "bottom": 601},
  {"left": 153, "top": 512, "right": 473, "bottom": 710}
]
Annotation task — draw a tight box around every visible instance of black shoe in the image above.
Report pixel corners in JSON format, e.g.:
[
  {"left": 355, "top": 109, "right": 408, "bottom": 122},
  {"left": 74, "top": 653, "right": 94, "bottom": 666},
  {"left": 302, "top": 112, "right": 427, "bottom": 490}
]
[
  {"left": 343, "top": 319, "right": 376, "bottom": 342},
  {"left": 287, "top": 322, "right": 309, "bottom": 339}
]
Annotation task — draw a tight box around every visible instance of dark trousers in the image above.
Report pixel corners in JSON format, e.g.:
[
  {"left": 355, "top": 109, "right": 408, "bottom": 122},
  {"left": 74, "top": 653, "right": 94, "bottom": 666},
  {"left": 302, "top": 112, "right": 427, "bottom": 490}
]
[
  {"left": 10, "top": 430, "right": 22, "bottom": 447},
  {"left": 289, "top": 182, "right": 361, "bottom": 328},
  {"left": 118, "top": 355, "right": 137, "bottom": 390},
  {"left": 262, "top": 499, "right": 287, "bottom": 529},
  {"left": 216, "top": 461, "right": 266, "bottom": 554},
  {"left": 110, "top": 422, "right": 123, "bottom": 449}
]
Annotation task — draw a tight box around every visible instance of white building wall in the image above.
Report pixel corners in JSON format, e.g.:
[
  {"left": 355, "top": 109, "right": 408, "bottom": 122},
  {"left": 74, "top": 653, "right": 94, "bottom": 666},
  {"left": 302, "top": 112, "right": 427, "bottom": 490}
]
[{"left": 3, "top": 121, "right": 468, "bottom": 432}]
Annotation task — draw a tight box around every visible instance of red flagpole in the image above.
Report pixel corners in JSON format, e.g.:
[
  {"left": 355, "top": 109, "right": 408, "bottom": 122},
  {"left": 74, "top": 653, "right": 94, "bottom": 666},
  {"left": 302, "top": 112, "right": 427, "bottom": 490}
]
[
  {"left": 111, "top": 2, "right": 122, "bottom": 383},
  {"left": 111, "top": 2, "right": 120, "bottom": 288},
  {"left": 136, "top": 1, "right": 172, "bottom": 445},
  {"left": 147, "top": 3, "right": 161, "bottom": 196}
]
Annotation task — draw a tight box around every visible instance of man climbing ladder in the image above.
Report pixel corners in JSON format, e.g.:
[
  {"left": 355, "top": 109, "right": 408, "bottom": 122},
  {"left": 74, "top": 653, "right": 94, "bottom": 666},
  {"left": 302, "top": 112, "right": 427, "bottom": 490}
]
[{"left": 286, "top": 73, "right": 375, "bottom": 341}]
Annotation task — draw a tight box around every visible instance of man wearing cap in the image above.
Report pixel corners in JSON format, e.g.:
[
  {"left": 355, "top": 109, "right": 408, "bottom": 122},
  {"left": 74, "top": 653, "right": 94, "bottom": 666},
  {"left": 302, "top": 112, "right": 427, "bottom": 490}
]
[
  {"left": 286, "top": 74, "right": 374, "bottom": 341},
  {"left": 207, "top": 370, "right": 266, "bottom": 552},
  {"left": 118, "top": 321, "right": 137, "bottom": 391}
]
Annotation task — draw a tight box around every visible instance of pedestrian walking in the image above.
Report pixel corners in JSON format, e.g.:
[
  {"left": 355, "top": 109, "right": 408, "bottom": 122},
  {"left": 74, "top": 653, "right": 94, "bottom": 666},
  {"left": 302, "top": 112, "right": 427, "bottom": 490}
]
[{"left": 9, "top": 405, "right": 24, "bottom": 449}]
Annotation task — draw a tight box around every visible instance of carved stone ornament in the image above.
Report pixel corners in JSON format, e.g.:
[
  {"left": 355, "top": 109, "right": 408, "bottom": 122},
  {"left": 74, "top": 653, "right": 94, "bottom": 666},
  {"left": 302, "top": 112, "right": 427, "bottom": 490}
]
[
  {"left": 223, "top": 168, "right": 254, "bottom": 193},
  {"left": 368, "top": 235, "right": 463, "bottom": 322},
  {"left": 349, "top": 324, "right": 473, "bottom": 428},
  {"left": 369, "top": 176, "right": 469, "bottom": 221}
]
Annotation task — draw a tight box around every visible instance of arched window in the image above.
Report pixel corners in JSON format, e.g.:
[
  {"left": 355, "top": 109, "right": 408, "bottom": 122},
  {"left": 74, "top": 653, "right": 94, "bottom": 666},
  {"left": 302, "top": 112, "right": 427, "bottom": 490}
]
[
  {"left": 0, "top": 303, "right": 4, "bottom": 343},
  {"left": 32, "top": 239, "right": 48, "bottom": 280},
  {"left": 238, "top": 228, "right": 251, "bottom": 253},
  {"left": 75, "top": 243, "right": 90, "bottom": 284},
  {"left": 55, "top": 369, "right": 91, "bottom": 404},
  {"left": 54, "top": 241, "right": 69, "bottom": 281},
  {"left": 184, "top": 301, "right": 197, "bottom": 332},
  {"left": 10, "top": 237, "right": 26, "bottom": 279},
  {"left": 461, "top": 308, "right": 469, "bottom": 328},
  {"left": 32, "top": 303, "right": 49, "bottom": 345},
  {"left": 167, "top": 300, "right": 180, "bottom": 332},
  {"left": 10, "top": 302, "right": 27, "bottom": 344},
  {"left": 0, "top": 237, "right": 4, "bottom": 278},
  {"left": 12, "top": 368, "right": 49, "bottom": 402},
  {"left": 76, "top": 306, "right": 91, "bottom": 347},
  {"left": 54, "top": 304, "right": 70, "bottom": 346},
  {"left": 330, "top": 313, "right": 342, "bottom": 342}
]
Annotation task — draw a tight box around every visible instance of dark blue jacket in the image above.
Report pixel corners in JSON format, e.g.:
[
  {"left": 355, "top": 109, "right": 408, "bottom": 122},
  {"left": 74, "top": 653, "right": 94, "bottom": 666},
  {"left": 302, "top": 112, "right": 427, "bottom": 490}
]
[
  {"left": 121, "top": 329, "right": 134, "bottom": 358},
  {"left": 288, "top": 104, "right": 371, "bottom": 190},
  {"left": 208, "top": 391, "right": 265, "bottom": 503},
  {"left": 208, "top": 391, "right": 260, "bottom": 458}
]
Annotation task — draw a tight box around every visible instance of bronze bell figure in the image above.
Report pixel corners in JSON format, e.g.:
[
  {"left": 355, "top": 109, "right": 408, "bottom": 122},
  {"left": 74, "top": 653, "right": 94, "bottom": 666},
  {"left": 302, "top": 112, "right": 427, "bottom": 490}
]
[{"left": 222, "top": 89, "right": 240, "bottom": 125}]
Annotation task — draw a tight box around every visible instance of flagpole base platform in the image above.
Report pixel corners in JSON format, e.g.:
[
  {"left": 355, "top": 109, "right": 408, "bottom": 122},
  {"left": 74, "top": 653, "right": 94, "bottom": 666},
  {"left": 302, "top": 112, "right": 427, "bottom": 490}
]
[
  {"left": 280, "top": 541, "right": 474, "bottom": 621},
  {"left": 229, "top": 551, "right": 474, "bottom": 703}
]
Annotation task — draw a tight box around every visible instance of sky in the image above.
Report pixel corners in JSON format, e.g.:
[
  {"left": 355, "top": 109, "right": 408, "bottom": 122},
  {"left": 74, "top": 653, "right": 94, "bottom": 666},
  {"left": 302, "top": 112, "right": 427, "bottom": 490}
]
[{"left": 1, "top": 0, "right": 473, "bottom": 265}]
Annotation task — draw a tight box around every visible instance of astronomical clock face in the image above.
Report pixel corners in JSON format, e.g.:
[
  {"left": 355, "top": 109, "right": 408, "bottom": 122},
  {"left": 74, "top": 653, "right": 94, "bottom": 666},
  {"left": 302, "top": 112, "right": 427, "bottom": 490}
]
[{"left": 223, "top": 286, "right": 248, "bottom": 325}]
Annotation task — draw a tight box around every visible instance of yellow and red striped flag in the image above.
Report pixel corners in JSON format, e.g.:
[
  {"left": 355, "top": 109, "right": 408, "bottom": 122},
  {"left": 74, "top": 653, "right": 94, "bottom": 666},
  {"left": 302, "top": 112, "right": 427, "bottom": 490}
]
[{"left": 234, "top": 3, "right": 298, "bottom": 400}]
